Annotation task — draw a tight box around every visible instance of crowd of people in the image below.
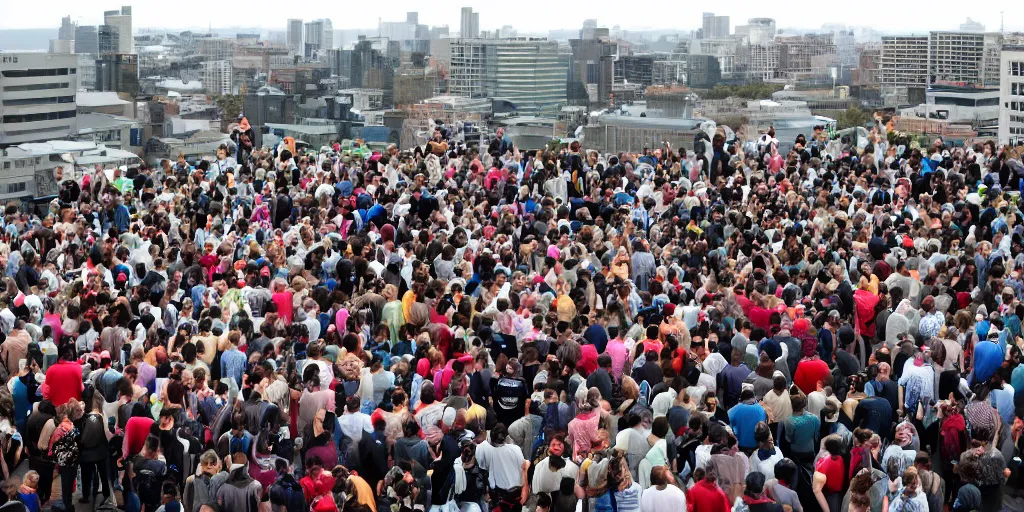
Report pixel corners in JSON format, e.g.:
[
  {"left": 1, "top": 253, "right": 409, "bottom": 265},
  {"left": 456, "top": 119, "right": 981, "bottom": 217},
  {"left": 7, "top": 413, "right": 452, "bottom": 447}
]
[{"left": 0, "top": 113, "right": 1020, "bottom": 512}]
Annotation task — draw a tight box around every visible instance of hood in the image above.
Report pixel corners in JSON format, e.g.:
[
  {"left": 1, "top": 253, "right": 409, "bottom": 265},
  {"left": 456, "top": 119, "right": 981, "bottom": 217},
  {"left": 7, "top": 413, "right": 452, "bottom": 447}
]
[{"left": 227, "top": 465, "right": 255, "bottom": 487}]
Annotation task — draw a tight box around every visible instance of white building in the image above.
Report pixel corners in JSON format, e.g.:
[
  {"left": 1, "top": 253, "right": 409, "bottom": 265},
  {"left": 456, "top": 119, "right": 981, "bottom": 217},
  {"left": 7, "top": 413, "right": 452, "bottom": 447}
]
[
  {"left": 0, "top": 52, "right": 79, "bottom": 148},
  {"left": 693, "top": 38, "right": 739, "bottom": 79},
  {"left": 999, "top": 46, "right": 1024, "bottom": 145},
  {"left": 447, "top": 38, "right": 567, "bottom": 114},
  {"left": 747, "top": 18, "right": 776, "bottom": 46},
  {"left": 202, "top": 60, "right": 233, "bottom": 95},
  {"left": 460, "top": 7, "right": 479, "bottom": 38},
  {"left": 834, "top": 30, "right": 857, "bottom": 68},
  {"left": 701, "top": 13, "right": 730, "bottom": 39},
  {"left": 103, "top": 7, "right": 133, "bottom": 54}
]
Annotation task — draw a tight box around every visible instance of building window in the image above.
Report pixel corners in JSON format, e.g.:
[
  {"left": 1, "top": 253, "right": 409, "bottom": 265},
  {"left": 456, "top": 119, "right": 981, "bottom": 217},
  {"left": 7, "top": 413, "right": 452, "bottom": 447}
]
[
  {"left": 13, "top": 160, "right": 25, "bottom": 169},
  {"left": 5, "top": 183, "right": 26, "bottom": 194},
  {"left": 2, "top": 82, "right": 70, "bottom": 92},
  {"left": 0, "top": 68, "right": 69, "bottom": 78},
  {"left": 1, "top": 109, "right": 75, "bottom": 123}
]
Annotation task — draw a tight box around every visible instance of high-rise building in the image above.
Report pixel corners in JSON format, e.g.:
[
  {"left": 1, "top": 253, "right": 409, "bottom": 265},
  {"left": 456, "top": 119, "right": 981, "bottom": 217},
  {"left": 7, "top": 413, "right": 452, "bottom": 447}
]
[
  {"left": 701, "top": 13, "right": 730, "bottom": 39},
  {"left": 880, "top": 35, "right": 929, "bottom": 106},
  {"left": 98, "top": 24, "right": 120, "bottom": 54},
  {"left": 447, "top": 38, "right": 567, "bottom": 114},
  {"left": 75, "top": 26, "right": 99, "bottom": 54},
  {"left": 834, "top": 30, "right": 857, "bottom": 68},
  {"left": 95, "top": 53, "right": 139, "bottom": 95},
  {"left": 303, "top": 19, "right": 333, "bottom": 58},
  {"left": 460, "top": 8, "right": 479, "bottom": 38},
  {"left": 103, "top": 7, "right": 133, "bottom": 54},
  {"left": 407, "top": 12, "right": 419, "bottom": 25},
  {"left": 581, "top": 19, "right": 598, "bottom": 40},
  {"left": 0, "top": 52, "right": 79, "bottom": 147},
  {"left": 999, "top": 45, "right": 1024, "bottom": 144},
  {"left": 58, "top": 16, "right": 76, "bottom": 41},
  {"left": 287, "top": 19, "right": 304, "bottom": 56},
  {"left": 776, "top": 34, "right": 836, "bottom": 79},
  {"left": 929, "top": 31, "right": 1001, "bottom": 88},
  {"left": 569, "top": 35, "right": 616, "bottom": 106},
  {"left": 746, "top": 18, "right": 776, "bottom": 46},
  {"left": 961, "top": 18, "right": 986, "bottom": 32},
  {"left": 693, "top": 38, "right": 740, "bottom": 79},
  {"left": 203, "top": 60, "right": 233, "bottom": 95}
]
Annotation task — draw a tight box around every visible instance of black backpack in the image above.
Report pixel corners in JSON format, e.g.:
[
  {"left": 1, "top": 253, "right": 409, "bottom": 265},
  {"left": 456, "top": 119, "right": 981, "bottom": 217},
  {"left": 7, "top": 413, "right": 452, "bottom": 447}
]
[
  {"left": 270, "top": 476, "right": 305, "bottom": 512},
  {"left": 132, "top": 455, "right": 165, "bottom": 506}
]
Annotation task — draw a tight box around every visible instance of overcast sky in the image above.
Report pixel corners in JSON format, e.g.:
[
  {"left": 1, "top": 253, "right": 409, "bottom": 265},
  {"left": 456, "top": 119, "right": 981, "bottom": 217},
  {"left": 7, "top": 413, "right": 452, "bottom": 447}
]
[{"left": 4, "top": 0, "right": 1022, "bottom": 34}]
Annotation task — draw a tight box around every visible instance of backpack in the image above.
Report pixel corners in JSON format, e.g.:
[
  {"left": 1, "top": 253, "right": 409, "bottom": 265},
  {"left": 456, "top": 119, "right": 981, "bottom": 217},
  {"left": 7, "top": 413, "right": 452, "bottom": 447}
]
[
  {"left": 51, "top": 427, "right": 80, "bottom": 467},
  {"left": 270, "top": 477, "right": 305, "bottom": 512},
  {"left": 336, "top": 432, "right": 358, "bottom": 470},
  {"left": 132, "top": 456, "right": 164, "bottom": 506},
  {"left": 940, "top": 413, "right": 966, "bottom": 462},
  {"left": 638, "top": 380, "right": 651, "bottom": 408}
]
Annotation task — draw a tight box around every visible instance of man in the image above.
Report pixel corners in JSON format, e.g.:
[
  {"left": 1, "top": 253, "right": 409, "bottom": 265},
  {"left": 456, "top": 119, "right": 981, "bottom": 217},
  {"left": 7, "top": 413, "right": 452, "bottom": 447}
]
[
  {"left": 297, "top": 366, "right": 335, "bottom": 443},
  {"left": 184, "top": 450, "right": 221, "bottom": 512},
  {"left": 215, "top": 452, "right": 262, "bottom": 512},
  {"left": 337, "top": 395, "right": 373, "bottom": 441},
  {"left": 532, "top": 435, "right": 578, "bottom": 493},
  {"left": 718, "top": 348, "right": 752, "bottom": 409},
  {"left": 729, "top": 388, "right": 768, "bottom": 454},
  {"left": 640, "top": 466, "right": 686, "bottom": 512},
  {"left": 477, "top": 423, "right": 530, "bottom": 511},
  {"left": 157, "top": 406, "right": 201, "bottom": 487},
  {"left": 132, "top": 435, "right": 169, "bottom": 512},
  {"left": 2, "top": 319, "right": 31, "bottom": 377}
]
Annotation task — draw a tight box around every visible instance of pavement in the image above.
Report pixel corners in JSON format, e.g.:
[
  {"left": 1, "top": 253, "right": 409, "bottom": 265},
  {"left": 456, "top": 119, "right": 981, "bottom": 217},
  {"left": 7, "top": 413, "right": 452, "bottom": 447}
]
[{"left": 11, "top": 460, "right": 121, "bottom": 512}]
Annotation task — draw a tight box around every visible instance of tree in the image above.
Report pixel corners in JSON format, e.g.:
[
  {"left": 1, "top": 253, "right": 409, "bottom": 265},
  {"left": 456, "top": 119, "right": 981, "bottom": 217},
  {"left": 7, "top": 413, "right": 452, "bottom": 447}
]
[
  {"left": 836, "top": 107, "right": 870, "bottom": 130},
  {"left": 215, "top": 94, "right": 243, "bottom": 122}
]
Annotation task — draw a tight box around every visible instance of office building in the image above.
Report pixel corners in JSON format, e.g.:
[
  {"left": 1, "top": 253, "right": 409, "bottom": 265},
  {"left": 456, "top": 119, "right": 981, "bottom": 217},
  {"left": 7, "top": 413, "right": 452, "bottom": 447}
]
[
  {"left": 203, "top": 60, "right": 232, "bottom": 95},
  {"left": 615, "top": 55, "right": 655, "bottom": 86},
  {"left": 693, "top": 38, "right": 739, "bottom": 79},
  {"left": 834, "top": 30, "right": 857, "bottom": 68},
  {"left": 303, "top": 19, "right": 333, "bottom": 58},
  {"left": 999, "top": 45, "right": 1024, "bottom": 145},
  {"left": 745, "top": 42, "right": 780, "bottom": 81},
  {"left": 961, "top": 18, "right": 985, "bottom": 32},
  {"left": 98, "top": 24, "right": 120, "bottom": 54},
  {"left": 95, "top": 53, "right": 139, "bottom": 95},
  {"left": 688, "top": 54, "right": 721, "bottom": 88},
  {"left": 0, "top": 52, "right": 79, "bottom": 147},
  {"left": 103, "top": 6, "right": 133, "bottom": 54},
  {"left": 929, "top": 31, "right": 994, "bottom": 87},
  {"left": 746, "top": 18, "right": 776, "bottom": 46},
  {"left": 58, "top": 16, "right": 76, "bottom": 41},
  {"left": 569, "top": 36, "right": 617, "bottom": 106},
  {"left": 777, "top": 34, "right": 836, "bottom": 79},
  {"left": 460, "top": 8, "right": 479, "bottom": 38},
  {"left": 582, "top": 19, "right": 598, "bottom": 40},
  {"left": 702, "top": 13, "right": 730, "bottom": 39},
  {"left": 880, "top": 35, "right": 928, "bottom": 106},
  {"left": 287, "top": 19, "right": 304, "bottom": 55},
  {"left": 448, "top": 38, "right": 567, "bottom": 114},
  {"left": 75, "top": 26, "right": 99, "bottom": 54}
]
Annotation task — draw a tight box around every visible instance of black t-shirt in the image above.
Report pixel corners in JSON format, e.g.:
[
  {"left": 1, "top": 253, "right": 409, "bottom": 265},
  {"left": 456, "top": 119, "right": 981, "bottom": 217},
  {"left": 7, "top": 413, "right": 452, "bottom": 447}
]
[{"left": 491, "top": 376, "right": 528, "bottom": 427}]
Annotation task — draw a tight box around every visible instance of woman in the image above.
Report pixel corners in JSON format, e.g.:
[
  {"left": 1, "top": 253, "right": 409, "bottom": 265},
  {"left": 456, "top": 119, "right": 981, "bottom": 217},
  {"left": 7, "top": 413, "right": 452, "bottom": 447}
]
[
  {"left": 812, "top": 434, "right": 845, "bottom": 512},
  {"left": 567, "top": 388, "right": 603, "bottom": 462},
  {"left": 48, "top": 399, "right": 85, "bottom": 510},
  {"left": 886, "top": 467, "right": 928, "bottom": 512},
  {"left": 454, "top": 442, "right": 490, "bottom": 512},
  {"left": 80, "top": 393, "right": 114, "bottom": 505}
]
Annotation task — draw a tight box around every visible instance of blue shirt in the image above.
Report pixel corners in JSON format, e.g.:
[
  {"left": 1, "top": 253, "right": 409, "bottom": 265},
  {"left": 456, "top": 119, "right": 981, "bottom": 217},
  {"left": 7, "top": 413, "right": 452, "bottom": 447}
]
[
  {"left": 989, "top": 386, "right": 1015, "bottom": 426},
  {"left": 220, "top": 347, "right": 247, "bottom": 386},
  {"left": 729, "top": 401, "right": 768, "bottom": 449}
]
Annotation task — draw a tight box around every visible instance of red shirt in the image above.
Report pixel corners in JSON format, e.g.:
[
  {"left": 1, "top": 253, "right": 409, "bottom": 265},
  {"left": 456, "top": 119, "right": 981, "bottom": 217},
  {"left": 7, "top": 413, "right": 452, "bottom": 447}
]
[
  {"left": 271, "top": 291, "right": 294, "bottom": 325},
  {"left": 815, "top": 454, "right": 845, "bottom": 493},
  {"left": 123, "top": 416, "right": 155, "bottom": 458},
  {"left": 44, "top": 360, "right": 84, "bottom": 407},
  {"left": 579, "top": 344, "right": 599, "bottom": 375},
  {"left": 687, "top": 479, "right": 731, "bottom": 512},
  {"left": 793, "top": 358, "right": 831, "bottom": 395}
]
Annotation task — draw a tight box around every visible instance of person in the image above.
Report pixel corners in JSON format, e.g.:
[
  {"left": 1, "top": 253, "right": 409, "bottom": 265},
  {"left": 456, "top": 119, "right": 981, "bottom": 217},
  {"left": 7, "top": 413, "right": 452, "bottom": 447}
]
[
  {"left": 728, "top": 388, "right": 767, "bottom": 454},
  {"left": 782, "top": 394, "right": 820, "bottom": 463},
  {"left": 48, "top": 398, "right": 84, "bottom": 510},
  {"left": 813, "top": 435, "right": 846, "bottom": 512},
  {"left": 639, "top": 466, "right": 684, "bottom": 512},
  {"left": 184, "top": 450, "right": 221, "bottom": 512},
  {"left": 216, "top": 452, "right": 263, "bottom": 512},
  {"left": 734, "top": 472, "right": 783, "bottom": 512},
  {"left": 131, "top": 435, "right": 169, "bottom": 512},
  {"left": 687, "top": 460, "right": 731, "bottom": 512},
  {"left": 16, "top": 471, "right": 41, "bottom": 512},
  {"left": 79, "top": 393, "right": 114, "bottom": 506},
  {"left": 477, "top": 423, "right": 530, "bottom": 512}
]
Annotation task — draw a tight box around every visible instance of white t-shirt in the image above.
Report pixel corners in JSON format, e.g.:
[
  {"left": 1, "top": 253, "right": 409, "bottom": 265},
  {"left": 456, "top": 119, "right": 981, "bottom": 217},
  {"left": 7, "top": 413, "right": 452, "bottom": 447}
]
[
  {"left": 640, "top": 484, "right": 686, "bottom": 512},
  {"left": 531, "top": 456, "right": 579, "bottom": 493},
  {"left": 477, "top": 441, "right": 525, "bottom": 490}
]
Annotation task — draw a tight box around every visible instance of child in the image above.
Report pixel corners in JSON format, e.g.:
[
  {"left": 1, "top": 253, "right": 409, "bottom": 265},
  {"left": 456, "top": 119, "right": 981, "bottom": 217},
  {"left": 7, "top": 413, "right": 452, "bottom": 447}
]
[{"left": 16, "top": 471, "right": 40, "bottom": 512}]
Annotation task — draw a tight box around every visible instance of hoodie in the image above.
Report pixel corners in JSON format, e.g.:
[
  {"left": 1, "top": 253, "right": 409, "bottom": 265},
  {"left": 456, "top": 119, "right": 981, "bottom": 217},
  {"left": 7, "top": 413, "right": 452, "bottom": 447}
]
[{"left": 215, "top": 465, "right": 262, "bottom": 512}]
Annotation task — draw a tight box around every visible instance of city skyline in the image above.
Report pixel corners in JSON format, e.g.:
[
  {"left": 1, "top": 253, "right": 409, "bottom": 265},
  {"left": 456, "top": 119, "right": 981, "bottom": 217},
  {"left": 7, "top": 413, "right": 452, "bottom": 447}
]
[{"left": 2, "top": 0, "right": 1022, "bottom": 34}]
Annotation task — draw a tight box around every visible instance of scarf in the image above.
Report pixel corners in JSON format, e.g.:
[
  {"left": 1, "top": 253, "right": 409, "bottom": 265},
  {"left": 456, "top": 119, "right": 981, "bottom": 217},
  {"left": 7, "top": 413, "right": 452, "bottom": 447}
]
[{"left": 453, "top": 458, "right": 467, "bottom": 495}]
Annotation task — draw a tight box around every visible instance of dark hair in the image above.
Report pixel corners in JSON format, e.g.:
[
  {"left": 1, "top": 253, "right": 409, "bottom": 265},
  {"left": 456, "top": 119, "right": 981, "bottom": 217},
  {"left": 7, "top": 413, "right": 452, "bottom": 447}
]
[{"left": 774, "top": 458, "right": 797, "bottom": 485}]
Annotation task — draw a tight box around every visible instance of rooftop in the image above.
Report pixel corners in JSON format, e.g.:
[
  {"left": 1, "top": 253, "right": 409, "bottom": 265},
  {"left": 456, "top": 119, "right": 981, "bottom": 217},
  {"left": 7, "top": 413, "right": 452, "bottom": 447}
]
[
  {"left": 75, "top": 113, "right": 139, "bottom": 134},
  {"left": 76, "top": 91, "right": 132, "bottom": 108}
]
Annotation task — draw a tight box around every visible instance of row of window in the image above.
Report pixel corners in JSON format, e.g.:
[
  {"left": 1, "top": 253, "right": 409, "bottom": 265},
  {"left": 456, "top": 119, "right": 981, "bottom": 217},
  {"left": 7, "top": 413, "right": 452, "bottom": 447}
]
[
  {"left": 1, "top": 109, "right": 75, "bottom": 124},
  {"left": 1007, "top": 101, "right": 1024, "bottom": 113},
  {"left": 1011, "top": 62, "right": 1024, "bottom": 76},
  {"left": 2, "top": 82, "right": 70, "bottom": 92},
  {"left": 1010, "top": 127, "right": 1024, "bottom": 135},
  {"left": 1011, "top": 115, "right": 1024, "bottom": 124},
  {"left": 2, "top": 95, "right": 74, "bottom": 107},
  {"left": 0, "top": 68, "right": 75, "bottom": 78}
]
